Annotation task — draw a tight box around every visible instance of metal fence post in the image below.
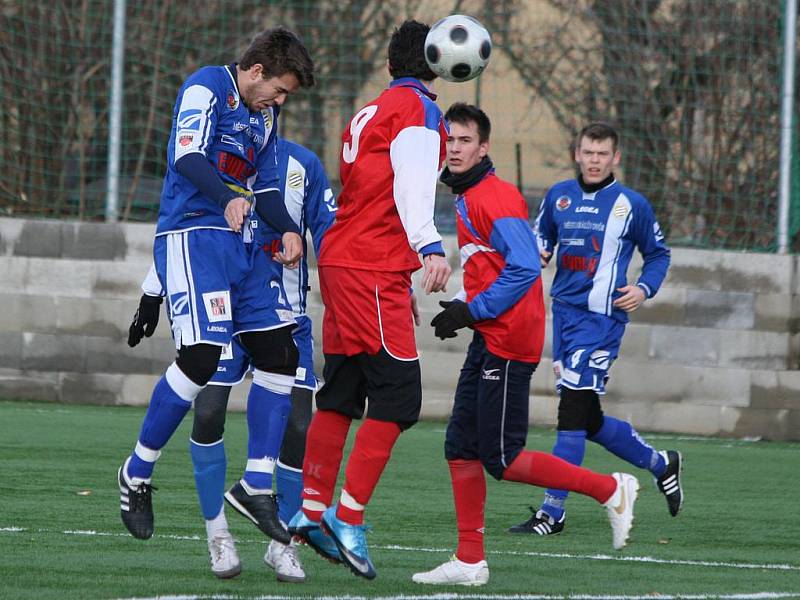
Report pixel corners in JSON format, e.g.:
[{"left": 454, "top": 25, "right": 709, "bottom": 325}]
[
  {"left": 105, "top": 0, "right": 127, "bottom": 222},
  {"left": 778, "top": 0, "right": 797, "bottom": 253}
]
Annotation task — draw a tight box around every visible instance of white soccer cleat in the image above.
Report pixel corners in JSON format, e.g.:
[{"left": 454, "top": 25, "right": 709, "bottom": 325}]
[
  {"left": 207, "top": 530, "right": 241, "bottom": 579},
  {"left": 412, "top": 555, "right": 489, "bottom": 586},
  {"left": 264, "top": 539, "right": 306, "bottom": 583},
  {"left": 604, "top": 472, "right": 640, "bottom": 550}
]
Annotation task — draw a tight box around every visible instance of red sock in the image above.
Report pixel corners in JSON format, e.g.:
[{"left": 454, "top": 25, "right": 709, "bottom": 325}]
[
  {"left": 448, "top": 459, "right": 486, "bottom": 563},
  {"left": 503, "top": 450, "right": 616, "bottom": 503},
  {"left": 301, "top": 410, "right": 352, "bottom": 521},
  {"left": 337, "top": 419, "right": 401, "bottom": 525}
]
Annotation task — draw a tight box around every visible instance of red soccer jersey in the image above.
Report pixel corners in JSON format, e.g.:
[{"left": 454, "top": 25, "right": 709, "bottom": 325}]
[
  {"left": 319, "top": 78, "right": 447, "bottom": 272},
  {"left": 458, "top": 173, "right": 545, "bottom": 363}
]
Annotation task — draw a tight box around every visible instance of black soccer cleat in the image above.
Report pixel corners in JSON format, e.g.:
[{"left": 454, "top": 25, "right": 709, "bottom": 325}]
[
  {"left": 508, "top": 507, "right": 565, "bottom": 535},
  {"left": 118, "top": 464, "right": 155, "bottom": 540},
  {"left": 224, "top": 481, "right": 291, "bottom": 544},
  {"left": 656, "top": 450, "right": 684, "bottom": 516}
]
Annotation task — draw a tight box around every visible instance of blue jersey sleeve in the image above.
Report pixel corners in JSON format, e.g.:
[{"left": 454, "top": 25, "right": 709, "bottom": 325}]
[
  {"left": 303, "top": 154, "right": 337, "bottom": 256},
  {"left": 468, "top": 217, "right": 541, "bottom": 320},
  {"left": 534, "top": 193, "right": 557, "bottom": 257},
  {"left": 631, "top": 199, "right": 670, "bottom": 298}
]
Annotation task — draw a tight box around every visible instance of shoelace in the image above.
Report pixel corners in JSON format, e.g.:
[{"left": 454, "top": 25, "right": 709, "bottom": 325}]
[
  {"left": 284, "top": 545, "right": 302, "bottom": 569},
  {"left": 130, "top": 483, "right": 156, "bottom": 512}
]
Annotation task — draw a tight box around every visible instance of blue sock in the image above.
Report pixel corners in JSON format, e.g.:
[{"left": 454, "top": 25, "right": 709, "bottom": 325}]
[
  {"left": 190, "top": 439, "right": 227, "bottom": 520},
  {"left": 243, "top": 376, "right": 291, "bottom": 490},
  {"left": 128, "top": 373, "right": 194, "bottom": 480},
  {"left": 590, "top": 416, "right": 666, "bottom": 476},
  {"left": 540, "top": 430, "right": 587, "bottom": 520},
  {"left": 275, "top": 463, "right": 303, "bottom": 524}
]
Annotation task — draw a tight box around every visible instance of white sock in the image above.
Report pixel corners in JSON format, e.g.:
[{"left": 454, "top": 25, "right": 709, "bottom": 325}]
[{"left": 206, "top": 507, "right": 229, "bottom": 538}]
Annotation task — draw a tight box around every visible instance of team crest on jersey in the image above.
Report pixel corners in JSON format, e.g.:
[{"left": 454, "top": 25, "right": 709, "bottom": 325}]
[
  {"left": 613, "top": 202, "right": 629, "bottom": 219},
  {"left": 556, "top": 195, "right": 571, "bottom": 211},
  {"left": 288, "top": 171, "right": 303, "bottom": 189},
  {"left": 262, "top": 108, "right": 273, "bottom": 130},
  {"left": 202, "top": 290, "right": 231, "bottom": 322},
  {"left": 227, "top": 90, "right": 239, "bottom": 110}
]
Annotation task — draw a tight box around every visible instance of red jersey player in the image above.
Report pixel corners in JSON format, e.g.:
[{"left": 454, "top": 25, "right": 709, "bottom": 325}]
[
  {"left": 412, "top": 104, "right": 640, "bottom": 586},
  {"left": 288, "top": 20, "right": 451, "bottom": 580}
]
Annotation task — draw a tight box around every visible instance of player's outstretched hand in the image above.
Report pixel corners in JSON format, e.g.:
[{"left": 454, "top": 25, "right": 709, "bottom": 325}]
[
  {"left": 273, "top": 232, "right": 303, "bottom": 269},
  {"left": 422, "top": 254, "right": 452, "bottom": 294},
  {"left": 224, "top": 197, "right": 251, "bottom": 232},
  {"left": 430, "top": 300, "right": 474, "bottom": 340},
  {"left": 127, "top": 294, "right": 163, "bottom": 347},
  {"left": 612, "top": 285, "right": 646, "bottom": 312}
]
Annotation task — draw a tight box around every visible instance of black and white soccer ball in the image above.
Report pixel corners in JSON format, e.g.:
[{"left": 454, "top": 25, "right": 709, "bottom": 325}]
[{"left": 424, "top": 15, "right": 492, "bottom": 83}]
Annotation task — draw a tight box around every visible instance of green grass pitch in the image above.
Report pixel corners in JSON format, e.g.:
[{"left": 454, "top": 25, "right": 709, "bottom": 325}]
[{"left": 1, "top": 400, "right": 798, "bottom": 600}]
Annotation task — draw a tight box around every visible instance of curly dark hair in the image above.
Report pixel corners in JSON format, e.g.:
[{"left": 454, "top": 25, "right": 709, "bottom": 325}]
[
  {"left": 388, "top": 20, "right": 437, "bottom": 81},
  {"left": 240, "top": 27, "right": 315, "bottom": 88}
]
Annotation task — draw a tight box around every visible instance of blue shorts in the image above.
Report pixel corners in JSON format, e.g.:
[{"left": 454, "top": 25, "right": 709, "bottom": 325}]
[
  {"left": 154, "top": 230, "right": 295, "bottom": 348},
  {"left": 551, "top": 301, "right": 625, "bottom": 395},
  {"left": 444, "top": 331, "right": 536, "bottom": 480},
  {"left": 209, "top": 316, "right": 318, "bottom": 389}
]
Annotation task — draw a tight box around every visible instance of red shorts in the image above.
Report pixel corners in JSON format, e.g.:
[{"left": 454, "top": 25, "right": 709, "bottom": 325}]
[{"left": 319, "top": 265, "right": 418, "bottom": 360}]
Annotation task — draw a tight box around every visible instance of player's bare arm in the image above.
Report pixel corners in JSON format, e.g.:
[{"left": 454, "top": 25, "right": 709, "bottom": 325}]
[
  {"left": 422, "top": 254, "right": 452, "bottom": 294},
  {"left": 224, "top": 197, "right": 251, "bottom": 232},
  {"left": 612, "top": 285, "right": 646, "bottom": 312},
  {"left": 411, "top": 292, "right": 421, "bottom": 326},
  {"left": 273, "top": 231, "right": 303, "bottom": 268}
]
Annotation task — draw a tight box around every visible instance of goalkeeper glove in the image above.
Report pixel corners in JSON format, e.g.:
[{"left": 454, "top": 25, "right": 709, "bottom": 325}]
[
  {"left": 127, "top": 294, "right": 163, "bottom": 347},
  {"left": 430, "top": 300, "right": 475, "bottom": 340}
]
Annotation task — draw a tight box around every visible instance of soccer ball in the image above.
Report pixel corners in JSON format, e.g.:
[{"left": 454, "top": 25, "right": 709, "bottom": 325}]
[{"left": 424, "top": 15, "right": 492, "bottom": 83}]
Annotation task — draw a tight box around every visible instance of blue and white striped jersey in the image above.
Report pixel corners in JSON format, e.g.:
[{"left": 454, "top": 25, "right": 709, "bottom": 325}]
[
  {"left": 251, "top": 139, "right": 337, "bottom": 316},
  {"left": 535, "top": 178, "right": 670, "bottom": 323},
  {"left": 157, "top": 64, "right": 279, "bottom": 235}
]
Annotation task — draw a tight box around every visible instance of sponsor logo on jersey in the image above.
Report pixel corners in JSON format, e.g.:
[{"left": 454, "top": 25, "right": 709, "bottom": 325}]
[
  {"left": 179, "top": 133, "right": 194, "bottom": 147},
  {"left": 591, "top": 235, "right": 601, "bottom": 252},
  {"left": 561, "top": 238, "right": 585, "bottom": 246},
  {"left": 561, "top": 253, "right": 598, "bottom": 276},
  {"left": 206, "top": 325, "right": 227, "bottom": 333},
  {"left": 575, "top": 205, "right": 599, "bottom": 214},
  {"left": 220, "top": 343, "right": 234, "bottom": 361},
  {"left": 288, "top": 171, "right": 304, "bottom": 189},
  {"left": 227, "top": 90, "right": 239, "bottom": 110},
  {"left": 556, "top": 195, "right": 571, "bottom": 211},
  {"left": 202, "top": 290, "right": 231, "bottom": 322},
  {"left": 564, "top": 220, "right": 605, "bottom": 232}
]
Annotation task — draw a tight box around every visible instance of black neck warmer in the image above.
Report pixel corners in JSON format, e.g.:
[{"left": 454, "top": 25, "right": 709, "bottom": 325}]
[
  {"left": 440, "top": 156, "right": 494, "bottom": 195},
  {"left": 578, "top": 172, "right": 615, "bottom": 193}
]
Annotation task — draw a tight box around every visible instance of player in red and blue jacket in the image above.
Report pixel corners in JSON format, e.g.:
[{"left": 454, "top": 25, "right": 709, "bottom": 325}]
[
  {"left": 509, "top": 121, "right": 683, "bottom": 539},
  {"left": 413, "top": 105, "right": 640, "bottom": 587}
]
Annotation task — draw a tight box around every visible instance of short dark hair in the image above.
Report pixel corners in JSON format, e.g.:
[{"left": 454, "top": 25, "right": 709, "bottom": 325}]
[
  {"left": 576, "top": 122, "right": 619, "bottom": 152},
  {"left": 240, "top": 27, "right": 315, "bottom": 88},
  {"left": 388, "top": 20, "right": 437, "bottom": 81},
  {"left": 445, "top": 102, "right": 491, "bottom": 142}
]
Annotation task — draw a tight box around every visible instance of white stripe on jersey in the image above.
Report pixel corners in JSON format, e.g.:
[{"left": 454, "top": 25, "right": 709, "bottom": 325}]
[
  {"left": 587, "top": 193, "right": 633, "bottom": 315},
  {"left": 281, "top": 154, "right": 307, "bottom": 315},
  {"left": 459, "top": 242, "right": 497, "bottom": 267},
  {"left": 174, "top": 85, "right": 216, "bottom": 162}
]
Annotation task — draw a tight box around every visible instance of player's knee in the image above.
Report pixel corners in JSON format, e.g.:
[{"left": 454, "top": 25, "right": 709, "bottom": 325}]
[
  {"left": 556, "top": 387, "right": 598, "bottom": 431},
  {"left": 176, "top": 343, "right": 222, "bottom": 386},
  {"left": 192, "top": 384, "right": 230, "bottom": 444},
  {"left": 240, "top": 328, "right": 299, "bottom": 376}
]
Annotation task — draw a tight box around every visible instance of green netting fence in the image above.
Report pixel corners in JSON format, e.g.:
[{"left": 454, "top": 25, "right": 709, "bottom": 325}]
[{"left": 0, "top": 0, "right": 796, "bottom": 251}]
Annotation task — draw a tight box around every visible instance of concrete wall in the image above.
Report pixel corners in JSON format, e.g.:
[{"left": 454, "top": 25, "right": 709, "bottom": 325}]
[{"left": 1, "top": 217, "right": 798, "bottom": 440}]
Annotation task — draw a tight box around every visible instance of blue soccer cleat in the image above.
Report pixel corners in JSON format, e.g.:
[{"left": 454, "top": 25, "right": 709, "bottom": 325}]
[
  {"left": 321, "top": 504, "right": 376, "bottom": 580},
  {"left": 288, "top": 510, "right": 341, "bottom": 564}
]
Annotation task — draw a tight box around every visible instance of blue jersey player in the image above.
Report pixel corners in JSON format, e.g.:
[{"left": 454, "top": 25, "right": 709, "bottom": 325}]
[
  {"left": 129, "top": 138, "right": 336, "bottom": 580},
  {"left": 508, "top": 122, "right": 684, "bottom": 536},
  {"left": 117, "top": 28, "right": 315, "bottom": 558}
]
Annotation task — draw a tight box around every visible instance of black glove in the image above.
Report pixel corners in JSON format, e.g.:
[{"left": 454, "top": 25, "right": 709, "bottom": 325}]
[
  {"left": 430, "top": 300, "right": 475, "bottom": 340},
  {"left": 127, "top": 294, "right": 163, "bottom": 347}
]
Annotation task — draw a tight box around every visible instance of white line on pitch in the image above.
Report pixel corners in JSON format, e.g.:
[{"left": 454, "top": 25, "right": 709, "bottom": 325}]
[
  {"left": 2, "top": 525, "right": 799, "bottom": 573},
  {"left": 113, "top": 592, "right": 800, "bottom": 600}
]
